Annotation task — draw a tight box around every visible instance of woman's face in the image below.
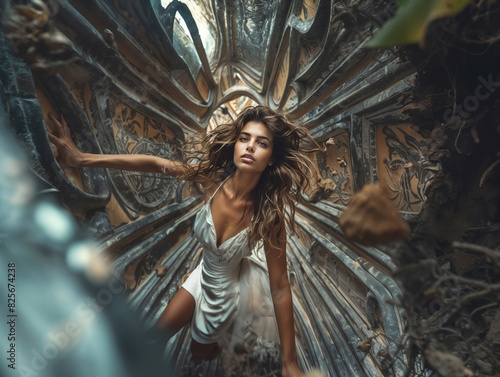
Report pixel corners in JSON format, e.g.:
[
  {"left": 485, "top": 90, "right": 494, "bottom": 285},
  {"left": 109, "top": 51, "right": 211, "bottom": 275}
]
[{"left": 233, "top": 120, "right": 274, "bottom": 174}]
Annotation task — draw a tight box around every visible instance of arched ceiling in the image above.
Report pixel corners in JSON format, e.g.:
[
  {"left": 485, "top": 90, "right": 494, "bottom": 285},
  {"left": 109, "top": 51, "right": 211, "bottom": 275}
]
[{"left": 154, "top": 0, "right": 415, "bottom": 130}]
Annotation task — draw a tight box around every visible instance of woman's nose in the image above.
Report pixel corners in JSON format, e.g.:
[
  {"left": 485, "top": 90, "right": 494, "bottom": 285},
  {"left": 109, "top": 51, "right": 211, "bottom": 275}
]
[{"left": 246, "top": 139, "right": 255, "bottom": 151}]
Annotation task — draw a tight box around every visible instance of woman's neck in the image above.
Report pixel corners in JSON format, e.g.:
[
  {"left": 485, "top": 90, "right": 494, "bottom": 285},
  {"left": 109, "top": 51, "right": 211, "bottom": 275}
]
[{"left": 229, "top": 169, "right": 262, "bottom": 201}]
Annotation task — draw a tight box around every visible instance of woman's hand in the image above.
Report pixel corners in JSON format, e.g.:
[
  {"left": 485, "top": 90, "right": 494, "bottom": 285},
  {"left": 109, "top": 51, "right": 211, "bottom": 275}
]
[{"left": 47, "top": 112, "right": 84, "bottom": 168}]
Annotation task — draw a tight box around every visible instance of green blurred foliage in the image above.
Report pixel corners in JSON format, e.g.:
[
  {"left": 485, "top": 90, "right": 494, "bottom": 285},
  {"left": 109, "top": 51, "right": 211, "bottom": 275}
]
[{"left": 365, "top": 0, "right": 472, "bottom": 48}]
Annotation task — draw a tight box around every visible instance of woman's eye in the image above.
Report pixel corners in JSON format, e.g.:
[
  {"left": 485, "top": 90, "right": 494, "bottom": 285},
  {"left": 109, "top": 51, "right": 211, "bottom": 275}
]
[
  {"left": 239, "top": 137, "right": 248, "bottom": 142},
  {"left": 258, "top": 141, "right": 267, "bottom": 147}
]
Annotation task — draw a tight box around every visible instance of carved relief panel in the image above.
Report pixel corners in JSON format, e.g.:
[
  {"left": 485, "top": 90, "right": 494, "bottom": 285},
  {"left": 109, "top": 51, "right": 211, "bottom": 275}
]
[
  {"left": 297, "top": 0, "right": 319, "bottom": 21},
  {"left": 105, "top": 96, "right": 184, "bottom": 220},
  {"left": 316, "top": 131, "right": 354, "bottom": 205},
  {"left": 58, "top": 70, "right": 186, "bottom": 225},
  {"left": 376, "top": 124, "right": 434, "bottom": 213}
]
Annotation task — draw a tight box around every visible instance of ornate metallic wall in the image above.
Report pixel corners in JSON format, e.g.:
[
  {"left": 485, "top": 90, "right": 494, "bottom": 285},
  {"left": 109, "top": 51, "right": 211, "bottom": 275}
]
[{"left": 0, "top": 0, "right": 442, "bottom": 376}]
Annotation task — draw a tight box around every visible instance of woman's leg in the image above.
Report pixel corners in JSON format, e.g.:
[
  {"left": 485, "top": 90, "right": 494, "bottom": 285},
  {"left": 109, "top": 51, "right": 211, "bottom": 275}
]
[
  {"left": 190, "top": 339, "right": 221, "bottom": 361},
  {"left": 156, "top": 287, "right": 221, "bottom": 360},
  {"left": 155, "top": 287, "right": 195, "bottom": 339}
]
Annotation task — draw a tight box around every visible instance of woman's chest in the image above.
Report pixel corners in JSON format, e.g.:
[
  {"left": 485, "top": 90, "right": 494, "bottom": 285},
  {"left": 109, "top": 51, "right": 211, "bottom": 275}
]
[
  {"left": 193, "top": 205, "right": 253, "bottom": 262},
  {"left": 209, "top": 192, "right": 254, "bottom": 247}
]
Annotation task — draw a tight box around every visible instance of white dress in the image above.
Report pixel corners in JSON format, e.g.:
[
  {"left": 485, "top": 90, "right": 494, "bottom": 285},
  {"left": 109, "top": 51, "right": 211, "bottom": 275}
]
[{"left": 182, "top": 175, "right": 279, "bottom": 350}]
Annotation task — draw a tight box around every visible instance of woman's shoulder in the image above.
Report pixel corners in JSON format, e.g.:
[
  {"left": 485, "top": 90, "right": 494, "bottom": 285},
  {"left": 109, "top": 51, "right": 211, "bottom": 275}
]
[{"left": 200, "top": 174, "right": 228, "bottom": 201}]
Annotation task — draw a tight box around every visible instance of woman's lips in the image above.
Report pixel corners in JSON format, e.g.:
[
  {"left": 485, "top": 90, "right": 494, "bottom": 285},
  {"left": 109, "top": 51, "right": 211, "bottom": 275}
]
[{"left": 241, "top": 154, "right": 255, "bottom": 162}]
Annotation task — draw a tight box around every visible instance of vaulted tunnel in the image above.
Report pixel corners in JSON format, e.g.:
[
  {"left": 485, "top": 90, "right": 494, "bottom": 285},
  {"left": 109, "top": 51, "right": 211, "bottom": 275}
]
[{"left": 2, "top": 1, "right": 499, "bottom": 377}]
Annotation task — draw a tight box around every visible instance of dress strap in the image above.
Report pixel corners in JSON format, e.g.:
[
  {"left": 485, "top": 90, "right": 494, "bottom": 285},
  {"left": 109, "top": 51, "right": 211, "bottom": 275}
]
[{"left": 209, "top": 175, "right": 231, "bottom": 201}]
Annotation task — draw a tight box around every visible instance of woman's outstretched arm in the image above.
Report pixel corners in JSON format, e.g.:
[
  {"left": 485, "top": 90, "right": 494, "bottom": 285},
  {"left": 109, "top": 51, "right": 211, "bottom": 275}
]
[
  {"left": 265, "top": 224, "right": 304, "bottom": 377},
  {"left": 47, "top": 112, "right": 193, "bottom": 178}
]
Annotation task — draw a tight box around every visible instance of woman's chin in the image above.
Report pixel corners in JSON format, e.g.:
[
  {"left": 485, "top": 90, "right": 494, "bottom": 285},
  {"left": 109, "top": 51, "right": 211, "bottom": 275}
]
[{"left": 234, "top": 165, "right": 267, "bottom": 175}]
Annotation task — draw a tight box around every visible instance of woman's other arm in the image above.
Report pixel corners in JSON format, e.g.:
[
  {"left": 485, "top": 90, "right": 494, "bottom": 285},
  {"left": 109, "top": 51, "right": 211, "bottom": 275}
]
[
  {"left": 265, "top": 224, "right": 304, "bottom": 377},
  {"left": 47, "top": 112, "right": 193, "bottom": 178}
]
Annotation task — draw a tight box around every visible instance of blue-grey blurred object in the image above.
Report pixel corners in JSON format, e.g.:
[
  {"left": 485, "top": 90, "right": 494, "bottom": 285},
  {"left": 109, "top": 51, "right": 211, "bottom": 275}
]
[{"left": 0, "top": 92, "right": 170, "bottom": 377}]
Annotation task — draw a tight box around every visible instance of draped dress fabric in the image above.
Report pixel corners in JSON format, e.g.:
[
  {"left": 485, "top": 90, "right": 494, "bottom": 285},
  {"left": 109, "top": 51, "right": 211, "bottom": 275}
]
[{"left": 182, "top": 175, "right": 279, "bottom": 349}]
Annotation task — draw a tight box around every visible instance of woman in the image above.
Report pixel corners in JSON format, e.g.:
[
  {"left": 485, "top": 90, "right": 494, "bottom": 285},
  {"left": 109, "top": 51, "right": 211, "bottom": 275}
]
[{"left": 48, "top": 106, "right": 324, "bottom": 377}]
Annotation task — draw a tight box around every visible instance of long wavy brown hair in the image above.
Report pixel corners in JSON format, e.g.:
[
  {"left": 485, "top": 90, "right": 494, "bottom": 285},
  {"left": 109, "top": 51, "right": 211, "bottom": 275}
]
[{"left": 180, "top": 105, "right": 324, "bottom": 251}]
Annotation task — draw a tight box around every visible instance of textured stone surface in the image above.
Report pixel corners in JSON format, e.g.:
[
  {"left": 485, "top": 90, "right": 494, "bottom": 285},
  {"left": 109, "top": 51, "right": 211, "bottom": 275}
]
[{"left": 3, "top": 1, "right": 468, "bottom": 376}]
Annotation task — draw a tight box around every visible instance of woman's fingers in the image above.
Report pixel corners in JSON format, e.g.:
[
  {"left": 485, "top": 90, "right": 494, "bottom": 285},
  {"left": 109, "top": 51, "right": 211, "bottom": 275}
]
[
  {"left": 47, "top": 131, "right": 61, "bottom": 147},
  {"left": 58, "top": 113, "right": 71, "bottom": 138},
  {"left": 58, "top": 113, "right": 66, "bottom": 126},
  {"left": 46, "top": 113, "right": 84, "bottom": 168},
  {"left": 48, "top": 112, "right": 64, "bottom": 137},
  {"left": 48, "top": 112, "right": 71, "bottom": 139}
]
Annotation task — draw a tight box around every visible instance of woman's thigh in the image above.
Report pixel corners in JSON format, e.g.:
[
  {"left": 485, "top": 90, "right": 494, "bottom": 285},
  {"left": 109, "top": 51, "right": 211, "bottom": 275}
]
[
  {"left": 156, "top": 287, "right": 195, "bottom": 337},
  {"left": 157, "top": 288, "right": 220, "bottom": 360}
]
